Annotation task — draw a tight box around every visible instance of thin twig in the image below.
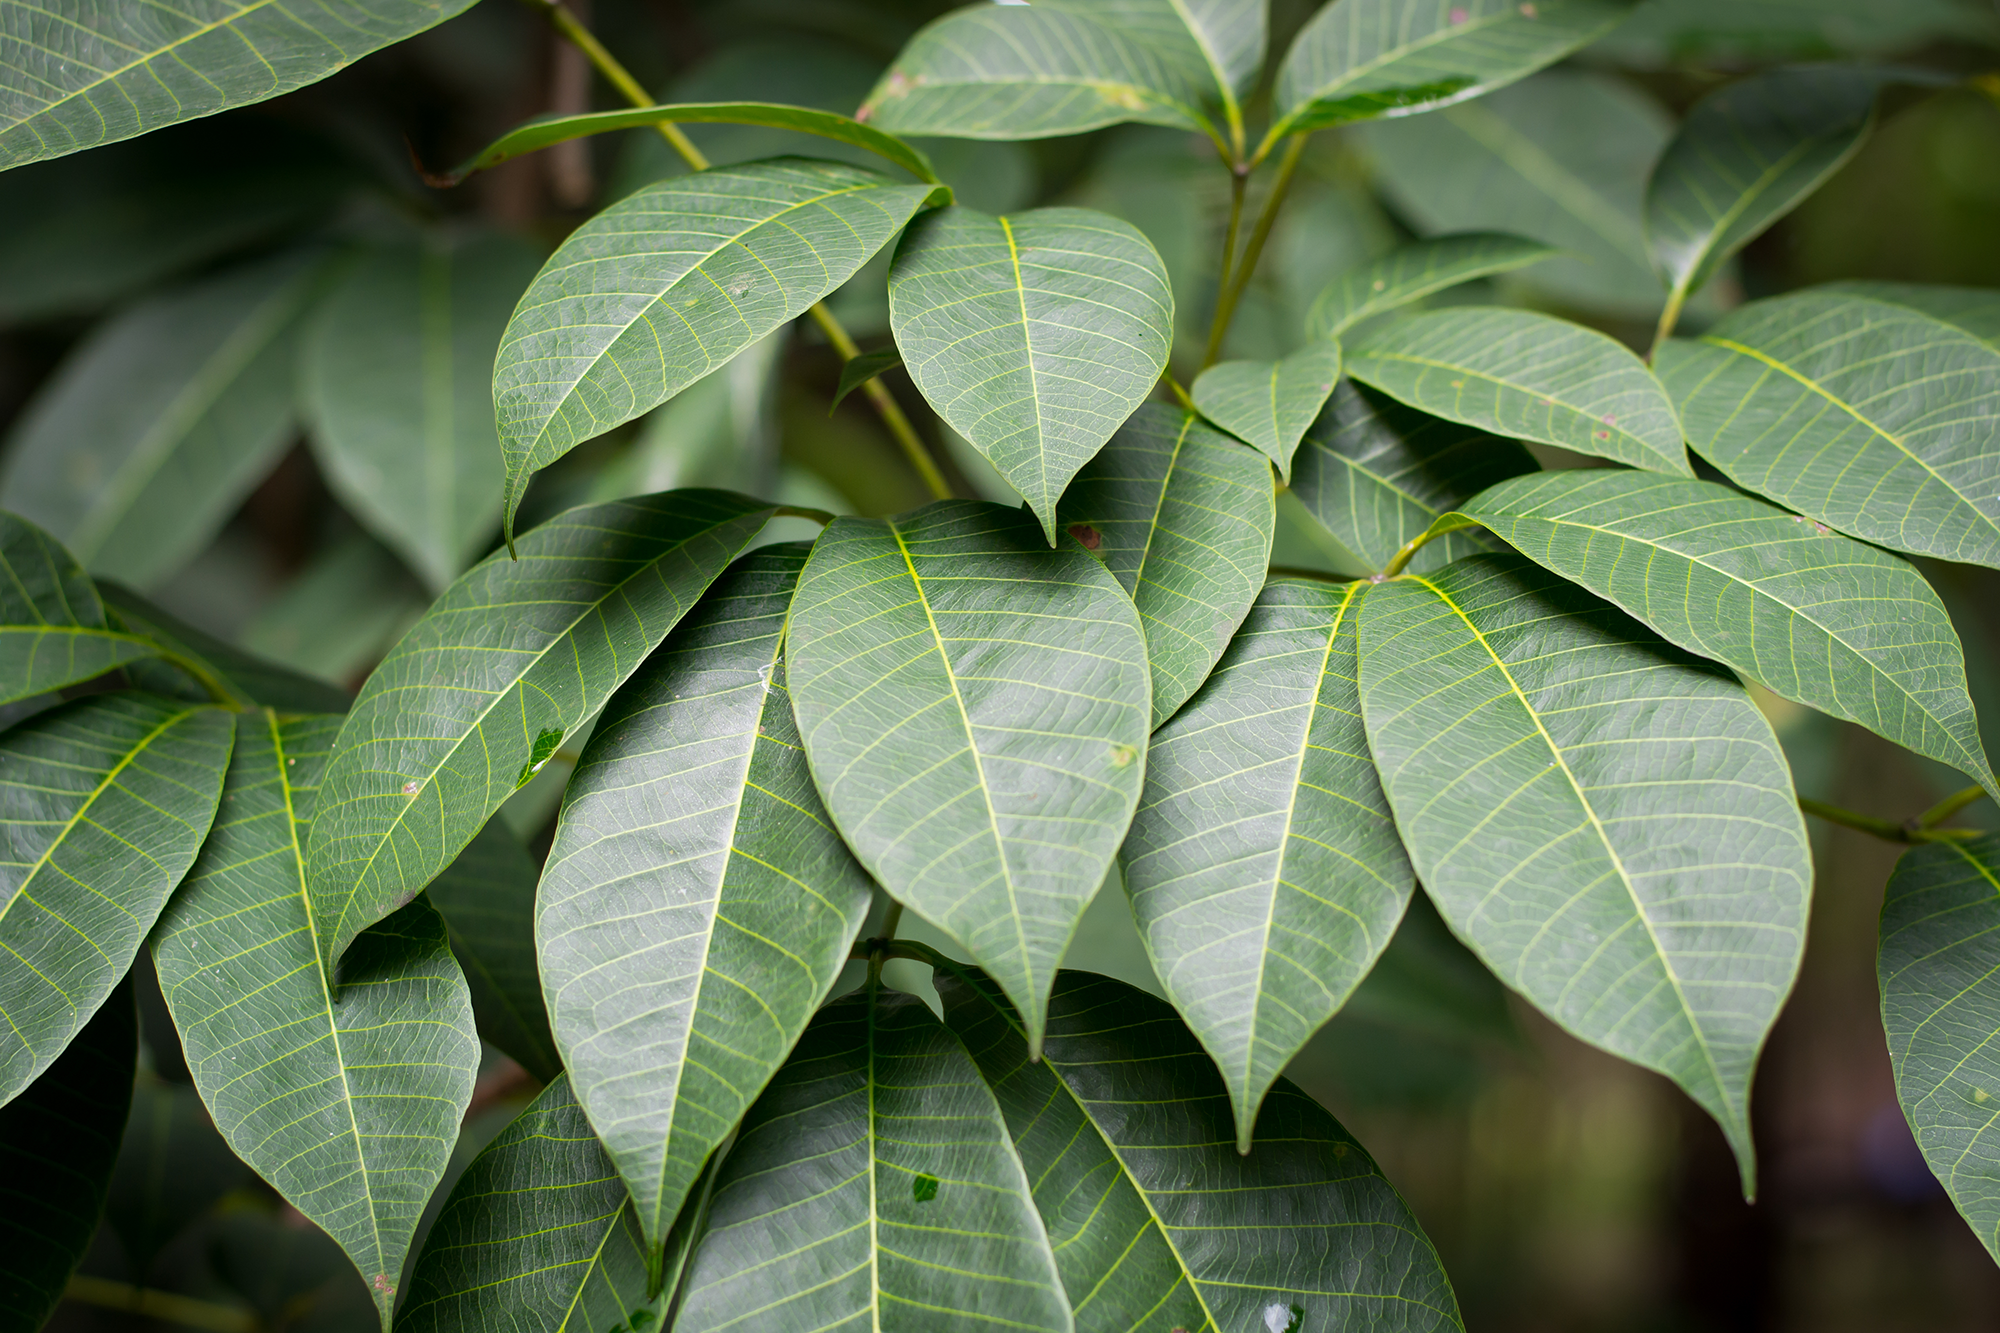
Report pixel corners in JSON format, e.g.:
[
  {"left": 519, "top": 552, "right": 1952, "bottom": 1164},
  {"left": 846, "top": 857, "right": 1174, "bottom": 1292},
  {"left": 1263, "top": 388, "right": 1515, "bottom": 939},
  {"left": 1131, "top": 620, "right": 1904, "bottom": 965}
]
[
  {"left": 1200, "top": 134, "right": 1308, "bottom": 370},
  {"left": 63, "top": 1277, "right": 255, "bottom": 1333},
  {"left": 1201, "top": 167, "right": 1249, "bottom": 369},
  {"left": 1800, "top": 796, "right": 1979, "bottom": 845},
  {"left": 1916, "top": 784, "right": 1990, "bottom": 830}
]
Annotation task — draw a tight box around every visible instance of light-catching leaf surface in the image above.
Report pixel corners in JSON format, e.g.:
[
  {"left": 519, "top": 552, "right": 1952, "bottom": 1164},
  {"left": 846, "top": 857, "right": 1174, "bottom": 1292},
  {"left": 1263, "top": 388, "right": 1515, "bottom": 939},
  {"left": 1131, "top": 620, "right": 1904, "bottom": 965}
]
[
  {"left": 1076, "top": 0, "right": 1267, "bottom": 114},
  {"left": 888, "top": 205, "right": 1175, "bottom": 542},
  {"left": 1359, "top": 554, "right": 1811, "bottom": 1185},
  {"left": 539, "top": 544, "right": 874, "bottom": 1246},
  {"left": 1306, "top": 231, "right": 1556, "bottom": 340},
  {"left": 0, "top": 693, "right": 230, "bottom": 1106},
  {"left": 1054, "top": 404, "right": 1275, "bottom": 726},
  {"left": 1824, "top": 282, "right": 2000, "bottom": 347},
  {"left": 1122, "top": 579, "right": 1414, "bottom": 1146},
  {"left": 493, "top": 159, "right": 943, "bottom": 534},
  {"left": 306, "top": 489, "right": 773, "bottom": 979},
  {"left": 939, "top": 968, "right": 1465, "bottom": 1333},
  {"left": 1348, "top": 307, "right": 1690, "bottom": 474},
  {"left": 425, "top": 819, "right": 560, "bottom": 1083},
  {"left": 674, "top": 985, "right": 1071, "bottom": 1333},
  {"left": 1658, "top": 290, "right": 2000, "bottom": 568},
  {"left": 787, "top": 501, "right": 1150, "bottom": 1045},
  {"left": 1449, "top": 470, "right": 1999, "bottom": 801},
  {"left": 0, "top": 510, "right": 157, "bottom": 703},
  {"left": 1191, "top": 341, "right": 1342, "bottom": 479}
]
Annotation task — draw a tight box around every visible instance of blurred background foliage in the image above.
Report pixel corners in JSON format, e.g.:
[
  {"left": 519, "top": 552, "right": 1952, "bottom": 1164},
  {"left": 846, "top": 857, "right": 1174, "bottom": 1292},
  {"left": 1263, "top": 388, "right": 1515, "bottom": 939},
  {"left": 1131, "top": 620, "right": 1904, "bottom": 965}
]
[{"left": 7, "top": 0, "right": 2000, "bottom": 1328}]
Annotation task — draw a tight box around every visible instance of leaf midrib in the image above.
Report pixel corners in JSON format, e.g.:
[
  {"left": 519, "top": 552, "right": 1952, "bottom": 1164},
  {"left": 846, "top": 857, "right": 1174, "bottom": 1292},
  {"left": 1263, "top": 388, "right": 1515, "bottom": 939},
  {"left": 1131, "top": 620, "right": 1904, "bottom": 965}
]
[
  {"left": 1442, "top": 98, "right": 1650, "bottom": 267},
  {"left": 997, "top": 215, "right": 1049, "bottom": 515}
]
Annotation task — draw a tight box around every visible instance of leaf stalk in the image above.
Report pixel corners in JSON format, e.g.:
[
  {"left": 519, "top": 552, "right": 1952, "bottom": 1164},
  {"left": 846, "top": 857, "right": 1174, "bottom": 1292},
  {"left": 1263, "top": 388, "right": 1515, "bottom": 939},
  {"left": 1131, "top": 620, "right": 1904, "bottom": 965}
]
[
  {"left": 1799, "top": 796, "right": 1980, "bottom": 845},
  {"left": 1648, "top": 285, "right": 1689, "bottom": 363},
  {"left": 1200, "top": 135, "right": 1308, "bottom": 371}
]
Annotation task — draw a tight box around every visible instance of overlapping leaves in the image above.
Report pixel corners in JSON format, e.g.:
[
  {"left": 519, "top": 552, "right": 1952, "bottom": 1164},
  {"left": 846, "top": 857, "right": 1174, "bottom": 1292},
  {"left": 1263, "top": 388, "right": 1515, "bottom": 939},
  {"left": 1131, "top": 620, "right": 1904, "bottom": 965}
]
[{"left": 0, "top": 511, "right": 157, "bottom": 703}]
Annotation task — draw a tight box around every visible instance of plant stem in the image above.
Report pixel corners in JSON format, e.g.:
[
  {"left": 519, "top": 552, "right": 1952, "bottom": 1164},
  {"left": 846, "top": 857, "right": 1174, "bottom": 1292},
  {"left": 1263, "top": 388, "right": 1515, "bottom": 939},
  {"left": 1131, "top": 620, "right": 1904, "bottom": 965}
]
[
  {"left": 1201, "top": 167, "right": 1250, "bottom": 369},
  {"left": 806, "top": 306, "right": 953, "bottom": 501},
  {"left": 878, "top": 900, "right": 905, "bottom": 943},
  {"left": 1379, "top": 517, "right": 1480, "bottom": 578},
  {"left": 1918, "top": 784, "right": 1990, "bottom": 829},
  {"left": 64, "top": 1276, "right": 255, "bottom": 1332},
  {"left": 1648, "top": 285, "right": 1688, "bottom": 364},
  {"left": 1200, "top": 134, "right": 1308, "bottom": 370},
  {"left": 1161, "top": 370, "right": 1198, "bottom": 413},
  {"left": 1799, "top": 796, "right": 1979, "bottom": 845}
]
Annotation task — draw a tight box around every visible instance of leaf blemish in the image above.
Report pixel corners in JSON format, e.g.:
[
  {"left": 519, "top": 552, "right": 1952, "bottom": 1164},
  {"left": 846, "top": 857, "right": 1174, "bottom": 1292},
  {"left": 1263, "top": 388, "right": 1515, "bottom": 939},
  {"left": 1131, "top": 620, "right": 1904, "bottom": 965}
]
[
  {"left": 1109, "top": 742, "right": 1138, "bottom": 768},
  {"left": 1067, "top": 522, "right": 1102, "bottom": 551},
  {"left": 913, "top": 1173, "right": 939, "bottom": 1202},
  {"left": 401, "top": 780, "right": 421, "bottom": 795}
]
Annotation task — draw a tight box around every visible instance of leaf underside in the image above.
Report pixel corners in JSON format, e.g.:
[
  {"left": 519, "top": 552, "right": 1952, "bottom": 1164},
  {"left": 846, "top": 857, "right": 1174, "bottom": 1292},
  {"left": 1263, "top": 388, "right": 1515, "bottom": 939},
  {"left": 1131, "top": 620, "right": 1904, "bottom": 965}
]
[
  {"left": 0, "top": 510, "right": 156, "bottom": 704},
  {"left": 1191, "top": 342, "right": 1342, "bottom": 480}
]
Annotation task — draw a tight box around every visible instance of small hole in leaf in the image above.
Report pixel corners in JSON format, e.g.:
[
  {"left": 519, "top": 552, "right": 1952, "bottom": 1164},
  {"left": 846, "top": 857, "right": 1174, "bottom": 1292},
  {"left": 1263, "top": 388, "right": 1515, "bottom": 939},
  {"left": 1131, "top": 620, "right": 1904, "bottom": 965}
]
[
  {"left": 517, "top": 727, "right": 564, "bottom": 788},
  {"left": 1264, "top": 1303, "right": 1305, "bottom": 1333},
  {"left": 913, "top": 1174, "right": 940, "bottom": 1202}
]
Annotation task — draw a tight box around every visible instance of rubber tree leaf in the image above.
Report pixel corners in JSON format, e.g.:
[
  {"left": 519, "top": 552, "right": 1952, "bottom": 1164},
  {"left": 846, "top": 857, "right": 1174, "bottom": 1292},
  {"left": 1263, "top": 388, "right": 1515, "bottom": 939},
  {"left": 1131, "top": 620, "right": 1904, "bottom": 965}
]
[
  {"left": 1289, "top": 380, "right": 1537, "bottom": 574},
  {"left": 1359, "top": 554, "right": 1810, "bottom": 1189},
  {"left": 0, "top": 510, "right": 158, "bottom": 703},
  {"left": 306, "top": 489, "right": 775, "bottom": 980},
  {"left": 1306, "top": 231, "right": 1557, "bottom": 340},
  {"left": 538, "top": 544, "right": 874, "bottom": 1248},
  {"left": 99, "top": 580, "right": 354, "bottom": 714},
  {"left": 1192, "top": 341, "right": 1342, "bottom": 480},
  {"left": 0, "top": 975, "right": 134, "bottom": 1329},
  {"left": 832, "top": 344, "right": 902, "bottom": 409},
  {"left": 939, "top": 968, "right": 1465, "bottom": 1333},
  {"left": 493, "top": 160, "right": 945, "bottom": 536},
  {"left": 0, "top": 693, "right": 230, "bottom": 1106},
  {"left": 674, "top": 985, "right": 1071, "bottom": 1333},
  {"left": 1122, "top": 579, "right": 1414, "bottom": 1147},
  {"left": 1657, "top": 290, "right": 2000, "bottom": 568},
  {"left": 888, "top": 205, "right": 1174, "bottom": 542},
  {"left": 1645, "top": 66, "right": 1877, "bottom": 311},
  {"left": 0, "top": 248, "right": 333, "bottom": 587},
  {"left": 787, "top": 500, "right": 1151, "bottom": 1046},
  {"left": 1448, "top": 470, "right": 1999, "bottom": 801},
  {"left": 1823, "top": 281, "right": 2000, "bottom": 346},
  {"left": 1348, "top": 307, "right": 1691, "bottom": 474},
  {"left": 425, "top": 820, "right": 560, "bottom": 1083},
  {"left": 1054, "top": 404, "right": 1275, "bottom": 726},
  {"left": 305, "top": 229, "right": 544, "bottom": 593},
  {"left": 1879, "top": 834, "right": 2000, "bottom": 1261},
  {"left": 1047, "top": 0, "right": 1267, "bottom": 147}
]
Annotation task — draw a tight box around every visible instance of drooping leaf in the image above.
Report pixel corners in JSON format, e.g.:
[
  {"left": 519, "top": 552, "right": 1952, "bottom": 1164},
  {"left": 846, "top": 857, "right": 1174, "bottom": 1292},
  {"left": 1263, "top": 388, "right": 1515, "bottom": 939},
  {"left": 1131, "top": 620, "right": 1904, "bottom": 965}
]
[
  {"left": 832, "top": 344, "right": 903, "bottom": 409},
  {"left": 939, "top": 968, "right": 1465, "bottom": 1333},
  {"left": 1192, "top": 342, "right": 1342, "bottom": 479},
  {"left": 1359, "top": 554, "right": 1811, "bottom": 1187},
  {"left": 1657, "top": 290, "right": 2000, "bottom": 567},
  {"left": 0, "top": 510, "right": 158, "bottom": 703},
  {"left": 1122, "top": 578, "right": 1414, "bottom": 1146},
  {"left": 1347, "top": 307, "right": 1690, "bottom": 474},
  {"left": 0, "top": 693, "right": 230, "bottom": 1106},
  {"left": 1306, "top": 231, "right": 1557, "bottom": 340},
  {"left": 538, "top": 544, "right": 874, "bottom": 1247},
  {"left": 1823, "top": 281, "right": 2000, "bottom": 347},
  {"left": 304, "top": 229, "right": 543, "bottom": 593},
  {"left": 425, "top": 820, "right": 560, "bottom": 1083},
  {"left": 787, "top": 501, "right": 1150, "bottom": 1045},
  {"left": 306, "top": 489, "right": 774, "bottom": 980},
  {"left": 98, "top": 580, "right": 354, "bottom": 714},
  {"left": 1447, "top": 470, "right": 1999, "bottom": 801},
  {"left": 153, "top": 710, "right": 479, "bottom": 1329},
  {"left": 1055, "top": 405, "right": 1275, "bottom": 726},
  {"left": 674, "top": 985, "right": 1071, "bottom": 1333},
  {"left": 0, "top": 249, "right": 333, "bottom": 586},
  {"left": 1289, "top": 380, "right": 1537, "bottom": 574},
  {"left": 888, "top": 205, "right": 1174, "bottom": 541},
  {"left": 493, "top": 160, "right": 945, "bottom": 535}
]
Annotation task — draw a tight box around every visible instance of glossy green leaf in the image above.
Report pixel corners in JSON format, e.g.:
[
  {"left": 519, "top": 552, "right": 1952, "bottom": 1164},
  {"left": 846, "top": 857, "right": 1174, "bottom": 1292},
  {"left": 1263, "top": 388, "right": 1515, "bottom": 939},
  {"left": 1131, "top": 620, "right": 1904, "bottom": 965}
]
[
  {"left": 1823, "top": 282, "right": 2000, "bottom": 347},
  {"left": 1657, "top": 290, "right": 2000, "bottom": 567},
  {"left": 1306, "top": 231, "right": 1557, "bottom": 340},
  {"left": 306, "top": 489, "right": 774, "bottom": 980},
  {"left": 939, "top": 968, "right": 1465, "bottom": 1333},
  {"left": 674, "top": 985, "right": 1071, "bottom": 1333},
  {"left": 305, "top": 229, "right": 543, "bottom": 593},
  {"left": 0, "top": 248, "right": 332, "bottom": 586},
  {"left": 1192, "top": 341, "right": 1342, "bottom": 480},
  {"left": 1447, "top": 470, "right": 1999, "bottom": 801},
  {"left": 787, "top": 501, "right": 1150, "bottom": 1045},
  {"left": 1081, "top": 0, "right": 1267, "bottom": 106},
  {"left": 832, "top": 344, "right": 902, "bottom": 409},
  {"left": 0, "top": 693, "right": 230, "bottom": 1106},
  {"left": 98, "top": 580, "right": 354, "bottom": 714},
  {"left": 1055, "top": 404, "right": 1275, "bottom": 726},
  {"left": 1122, "top": 578, "right": 1414, "bottom": 1146},
  {"left": 1289, "top": 380, "right": 1536, "bottom": 574},
  {"left": 1348, "top": 307, "right": 1690, "bottom": 474},
  {"left": 426, "top": 819, "right": 560, "bottom": 1083},
  {"left": 538, "top": 544, "right": 874, "bottom": 1246},
  {"left": 1359, "top": 554, "right": 1810, "bottom": 1186},
  {"left": 888, "top": 205, "right": 1174, "bottom": 541},
  {"left": 0, "top": 510, "right": 158, "bottom": 703},
  {"left": 494, "top": 160, "right": 944, "bottom": 535}
]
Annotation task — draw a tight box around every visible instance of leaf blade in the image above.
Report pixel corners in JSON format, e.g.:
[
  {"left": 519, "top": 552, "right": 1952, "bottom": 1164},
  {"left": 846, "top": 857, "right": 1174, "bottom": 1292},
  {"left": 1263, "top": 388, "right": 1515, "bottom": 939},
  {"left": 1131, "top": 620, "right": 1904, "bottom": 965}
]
[
  {"left": 0, "top": 511, "right": 158, "bottom": 704},
  {"left": 1191, "top": 341, "right": 1342, "bottom": 480},
  {"left": 1306, "top": 231, "right": 1557, "bottom": 340}
]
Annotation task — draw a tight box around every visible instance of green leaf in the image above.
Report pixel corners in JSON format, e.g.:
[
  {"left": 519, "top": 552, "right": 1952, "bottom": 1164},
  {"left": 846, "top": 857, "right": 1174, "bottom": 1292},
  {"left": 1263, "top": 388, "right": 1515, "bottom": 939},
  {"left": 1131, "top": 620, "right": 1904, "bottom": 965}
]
[
  {"left": 0, "top": 510, "right": 159, "bottom": 704},
  {"left": 1347, "top": 307, "right": 1690, "bottom": 474},
  {"left": 787, "top": 501, "right": 1151, "bottom": 1045},
  {"left": 426, "top": 820, "right": 561, "bottom": 1083},
  {"left": 1055, "top": 404, "right": 1275, "bottom": 726},
  {"left": 1822, "top": 281, "right": 2000, "bottom": 347},
  {"left": 1192, "top": 342, "right": 1342, "bottom": 480},
  {"left": 1079, "top": 0, "right": 1268, "bottom": 104},
  {"left": 1122, "top": 578, "right": 1414, "bottom": 1146},
  {"left": 673, "top": 985, "right": 1071, "bottom": 1333},
  {"left": 832, "top": 344, "right": 903, "bottom": 409},
  {"left": 0, "top": 249, "right": 333, "bottom": 587},
  {"left": 938, "top": 968, "right": 1465, "bottom": 1333},
  {"left": 1358, "top": 554, "right": 1810, "bottom": 1187},
  {"left": 538, "top": 544, "right": 874, "bottom": 1246},
  {"left": 306, "top": 489, "right": 774, "bottom": 980},
  {"left": 1447, "top": 470, "right": 1999, "bottom": 802},
  {"left": 1289, "top": 380, "right": 1537, "bottom": 574},
  {"left": 1879, "top": 834, "right": 2000, "bottom": 1261},
  {"left": 1645, "top": 67, "right": 1877, "bottom": 310},
  {"left": 494, "top": 160, "right": 945, "bottom": 536},
  {"left": 1656, "top": 290, "right": 2000, "bottom": 567},
  {"left": 0, "top": 975, "right": 134, "bottom": 1328},
  {"left": 1270, "top": 0, "right": 1638, "bottom": 140},
  {"left": 98, "top": 580, "right": 354, "bottom": 714},
  {"left": 0, "top": 693, "right": 230, "bottom": 1107},
  {"left": 305, "top": 229, "right": 544, "bottom": 593},
  {"left": 1305, "top": 231, "right": 1557, "bottom": 340},
  {"left": 238, "top": 533, "right": 428, "bottom": 687},
  {"left": 0, "top": 0, "right": 478, "bottom": 169},
  {"left": 888, "top": 205, "right": 1175, "bottom": 541}
]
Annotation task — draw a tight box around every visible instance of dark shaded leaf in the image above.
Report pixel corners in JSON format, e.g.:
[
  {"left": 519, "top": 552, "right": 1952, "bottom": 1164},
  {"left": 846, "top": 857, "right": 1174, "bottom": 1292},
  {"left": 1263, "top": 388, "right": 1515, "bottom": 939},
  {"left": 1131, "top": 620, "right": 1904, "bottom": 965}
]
[
  {"left": 0, "top": 510, "right": 157, "bottom": 703},
  {"left": 426, "top": 820, "right": 560, "bottom": 1083}
]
